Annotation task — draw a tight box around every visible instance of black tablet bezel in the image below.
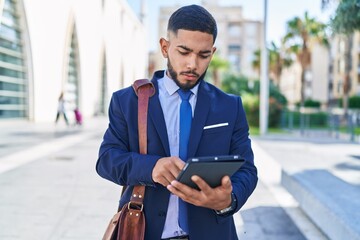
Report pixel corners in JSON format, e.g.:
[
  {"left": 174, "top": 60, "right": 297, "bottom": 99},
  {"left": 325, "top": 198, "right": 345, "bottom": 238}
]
[{"left": 176, "top": 155, "right": 245, "bottom": 189}]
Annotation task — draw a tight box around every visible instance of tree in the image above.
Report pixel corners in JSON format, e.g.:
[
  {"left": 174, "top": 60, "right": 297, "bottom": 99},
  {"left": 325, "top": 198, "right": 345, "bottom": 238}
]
[
  {"left": 209, "top": 54, "right": 229, "bottom": 87},
  {"left": 321, "top": 0, "right": 334, "bottom": 9},
  {"left": 221, "top": 75, "right": 287, "bottom": 127},
  {"left": 331, "top": 0, "right": 360, "bottom": 32},
  {"left": 252, "top": 41, "right": 293, "bottom": 86},
  {"left": 252, "top": 49, "right": 261, "bottom": 75},
  {"left": 283, "top": 12, "right": 328, "bottom": 106},
  {"left": 330, "top": 0, "right": 360, "bottom": 115}
]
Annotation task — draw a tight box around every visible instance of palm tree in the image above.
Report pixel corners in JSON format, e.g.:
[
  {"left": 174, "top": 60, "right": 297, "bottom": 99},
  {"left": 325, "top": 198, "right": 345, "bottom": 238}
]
[
  {"left": 209, "top": 53, "right": 229, "bottom": 87},
  {"left": 252, "top": 41, "right": 292, "bottom": 86},
  {"left": 329, "top": 0, "right": 360, "bottom": 116},
  {"left": 283, "top": 11, "right": 328, "bottom": 106}
]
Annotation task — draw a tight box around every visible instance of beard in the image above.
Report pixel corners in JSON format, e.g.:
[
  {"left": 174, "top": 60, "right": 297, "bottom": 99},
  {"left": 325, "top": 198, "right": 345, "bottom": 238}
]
[{"left": 167, "top": 59, "right": 207, "bottom": 91}]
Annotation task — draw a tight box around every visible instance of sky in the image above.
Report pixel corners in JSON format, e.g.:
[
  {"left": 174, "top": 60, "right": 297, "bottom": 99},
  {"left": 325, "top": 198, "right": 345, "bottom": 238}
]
[{"left": 127, "top": 0, "right": 336, "bottom": 51}]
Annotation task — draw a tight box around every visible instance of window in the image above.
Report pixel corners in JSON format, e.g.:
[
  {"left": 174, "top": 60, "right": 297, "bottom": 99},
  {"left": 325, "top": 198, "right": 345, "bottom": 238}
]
[
  {"left": 228, "top": 44, "right": 241, "bottom": 52},
  {"left": 65, "top": 26, "right": 80, "bottom": 112},
  {"left": 228, "top": 23, "right": 241, "bottom": 38},
  {"left": 0, "top": 0, "right": 28, "bottom": 118}
]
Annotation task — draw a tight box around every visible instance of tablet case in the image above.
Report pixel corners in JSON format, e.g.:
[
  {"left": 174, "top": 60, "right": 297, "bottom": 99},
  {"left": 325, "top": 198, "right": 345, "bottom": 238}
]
[{"left": 176, "top": 155, "right": 245, "bottom": 189}]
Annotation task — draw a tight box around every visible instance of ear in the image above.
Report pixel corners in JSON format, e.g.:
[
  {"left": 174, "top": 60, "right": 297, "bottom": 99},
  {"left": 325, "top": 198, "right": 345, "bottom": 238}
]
[
  {"left": 212, "top": 47, "right": 217, "bottom": 55},
  {"left": 160, "top": 38, "right": 169, "bottom": 58}
]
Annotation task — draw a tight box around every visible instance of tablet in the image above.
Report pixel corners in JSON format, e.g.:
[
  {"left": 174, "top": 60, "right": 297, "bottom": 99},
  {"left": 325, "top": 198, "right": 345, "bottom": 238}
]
[{"left": 176, "top": 155, "right": 245, "bottom": 189}]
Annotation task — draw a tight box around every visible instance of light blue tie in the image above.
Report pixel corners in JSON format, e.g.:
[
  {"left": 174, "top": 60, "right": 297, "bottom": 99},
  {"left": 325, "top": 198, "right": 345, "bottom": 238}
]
[{"left": 178, "top": 89, "right": 192, "bottom": 232}]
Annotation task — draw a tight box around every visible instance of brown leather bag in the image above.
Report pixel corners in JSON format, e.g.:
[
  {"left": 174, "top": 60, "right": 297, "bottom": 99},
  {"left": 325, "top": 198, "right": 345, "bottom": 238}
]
[{"left": 102, "top": 79, "right": 155, "bottom": 240}]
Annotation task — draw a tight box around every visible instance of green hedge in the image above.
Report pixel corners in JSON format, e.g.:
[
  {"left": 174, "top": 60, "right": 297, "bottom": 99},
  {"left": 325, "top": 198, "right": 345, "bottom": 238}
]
[
  {"left": 295, "top": 99, "right": 321, "bottom": 107},
  {"left": 242, "top": 94, "right": 259, "bottom": 127},
  {"left": 282, "top": 110, "right": 328, "bottom": 128},
  {"left": 242, "top": 94, "right": 283, "bottom": 128},
  {"left": 338, "top": 96, "right": 360, "bottom": 109}
]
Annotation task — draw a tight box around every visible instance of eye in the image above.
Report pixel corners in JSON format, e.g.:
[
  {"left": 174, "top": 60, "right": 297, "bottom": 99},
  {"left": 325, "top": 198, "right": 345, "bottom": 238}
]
[
  {"left": 199, "top": 55, "right": 210, "bottom": 59},
  {"left": 178, "top": 51, "right": 189, "bottom": 55}
]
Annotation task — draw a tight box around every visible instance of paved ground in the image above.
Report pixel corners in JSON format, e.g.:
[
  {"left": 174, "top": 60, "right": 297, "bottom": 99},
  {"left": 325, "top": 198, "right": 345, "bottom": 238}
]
[
  {"left": 0, "top": 118, "right": 118, "bottom": 240},
  {"left": 0, "top": 117, "right": 334, "bottom": 239},
  {"left": 253, "top": 133, "right": 360, "bottom": 240},
  {"left": 253, "top": 133, "right": 360, "bottom": 187}
]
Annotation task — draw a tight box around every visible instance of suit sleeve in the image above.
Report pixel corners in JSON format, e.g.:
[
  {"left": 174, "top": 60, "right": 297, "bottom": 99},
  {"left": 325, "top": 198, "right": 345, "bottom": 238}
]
[
  {"left": 96, "top": 92, "right": 160, "bottom": 187},
  {"left": 230, "top": 96, "right": 258, "bottom": 212}
]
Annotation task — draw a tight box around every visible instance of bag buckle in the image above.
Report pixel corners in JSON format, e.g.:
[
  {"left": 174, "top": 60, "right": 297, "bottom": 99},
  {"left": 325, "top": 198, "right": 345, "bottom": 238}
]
[{"left": 127, "top": 202, "right": 144, "bottom": 212}]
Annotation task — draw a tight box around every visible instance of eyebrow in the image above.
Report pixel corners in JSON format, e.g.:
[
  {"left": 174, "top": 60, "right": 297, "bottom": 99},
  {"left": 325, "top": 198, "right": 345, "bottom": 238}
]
[{"left": 177, "top": 45, "right": 212, "bottom": 54}]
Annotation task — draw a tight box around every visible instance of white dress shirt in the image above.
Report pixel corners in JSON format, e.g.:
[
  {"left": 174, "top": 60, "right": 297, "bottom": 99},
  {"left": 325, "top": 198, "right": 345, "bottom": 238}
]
[{"left": 158, "top": 71, "right": 199, "bottom": 238}]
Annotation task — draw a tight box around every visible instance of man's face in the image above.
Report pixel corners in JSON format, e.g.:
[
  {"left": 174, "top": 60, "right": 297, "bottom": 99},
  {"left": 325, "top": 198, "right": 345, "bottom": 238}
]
[{"left": 160, "top": 29, "right": 216, "bottom": 90}]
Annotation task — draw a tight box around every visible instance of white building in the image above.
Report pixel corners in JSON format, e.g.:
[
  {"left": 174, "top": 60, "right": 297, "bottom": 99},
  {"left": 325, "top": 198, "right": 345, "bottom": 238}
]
[
  {"left": 331, "top": 32, "right": 360, "bottom": 99},
  {"left": 279, "top": 44, "right": 330, "bottom": 106},
  {"left": 0, "top": 0, "right": 148, "bottom": 122}
]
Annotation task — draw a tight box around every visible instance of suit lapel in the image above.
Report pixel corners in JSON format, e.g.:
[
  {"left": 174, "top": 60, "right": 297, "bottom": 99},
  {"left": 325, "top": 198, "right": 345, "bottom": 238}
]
[
  {"left": 148, "top": 78, "right": 170, "bottom": 156},
  {"left": 188, "top": 81, "right": 211, "bottom": 158}
]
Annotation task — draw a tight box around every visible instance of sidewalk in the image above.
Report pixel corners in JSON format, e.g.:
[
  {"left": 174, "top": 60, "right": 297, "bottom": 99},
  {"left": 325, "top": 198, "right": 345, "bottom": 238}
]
[
  {"left": 252, "top": 132, "right": 360, "bottom": 240},
  {"left": 0, "top": 117, "right": 120, "bottom": 240},
  {"left": 0, "top": 117, "right": 107, "bottom": 158},
  {"left": 0, "top": 118, "right": 352, "bottom": 240},
  {"left": 0, "top": 117, "right": 107, "bottom": 174}
]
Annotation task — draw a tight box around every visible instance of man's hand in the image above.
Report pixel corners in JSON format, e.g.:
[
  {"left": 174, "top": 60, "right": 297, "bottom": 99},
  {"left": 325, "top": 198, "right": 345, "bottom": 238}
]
[
  {"left": 167, "top": 175, "right": 233, "bottom": 211},
  {"left": 152, "top": 156, "right": 185, "bottom": 187}
]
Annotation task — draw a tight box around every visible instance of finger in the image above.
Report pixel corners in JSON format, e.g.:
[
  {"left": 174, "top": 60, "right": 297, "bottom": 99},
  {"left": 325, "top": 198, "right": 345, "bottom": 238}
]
[
  {"left": 191, "top": 175, "right": 211, "bottom": 193},
  {"left": 167, "top": 181, "right": 187, "bottom": 199},
  {"left": 169, "top": 179, "right": 189, "bottom": 191},
  {"left": 157, "top": 171, "right": 177, "bottom": 187},
  {"left": 163, "top": 157, "right": 184, "bottom": 179},
  {"left": 163, "top": 172, "right": 177, "bottom": 185},
  {"left": 158, "top": 176, "right": 170, "bottom": 187},
  {"left": 168, "top": 181, "right": 202, "bottom": 205},
  {"left": 168, "top": 165, "right": 182, "bottom": 180},
  {"left": 174, "top": 158, "right": 186, "bottom": 170},
  {"left": 221, "top": 176, "right": 232, "bottom": 192},
  {"left": 169, "top": 180, "right": 195, "bottom": 196}
]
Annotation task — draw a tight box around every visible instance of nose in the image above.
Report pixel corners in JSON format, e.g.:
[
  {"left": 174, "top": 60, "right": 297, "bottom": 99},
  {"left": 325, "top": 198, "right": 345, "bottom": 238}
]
[{"left": 186, "top": 53, "right": 197, "bottom": 70}]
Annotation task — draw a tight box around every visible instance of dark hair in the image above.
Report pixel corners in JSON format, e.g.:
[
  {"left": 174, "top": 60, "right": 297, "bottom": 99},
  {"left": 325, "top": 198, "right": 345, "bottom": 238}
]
[{"left": 167, "top": 5, "right": 217, "bottom": 43}]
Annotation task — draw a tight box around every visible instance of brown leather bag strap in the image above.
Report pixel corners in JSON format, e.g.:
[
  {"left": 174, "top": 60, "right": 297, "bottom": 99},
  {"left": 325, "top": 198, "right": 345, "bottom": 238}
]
[
  {"left": 121, "top": 79, "right": 155, "bottom": 206},
  {"left": 133, "top": 79, "right": 155, "bottom": 155}
]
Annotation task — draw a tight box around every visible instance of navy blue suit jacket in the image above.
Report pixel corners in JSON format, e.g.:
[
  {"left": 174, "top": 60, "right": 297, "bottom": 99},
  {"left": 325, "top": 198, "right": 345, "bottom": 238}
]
[{"left": 96, "top": 71, "right": 257, "bottom": 240}]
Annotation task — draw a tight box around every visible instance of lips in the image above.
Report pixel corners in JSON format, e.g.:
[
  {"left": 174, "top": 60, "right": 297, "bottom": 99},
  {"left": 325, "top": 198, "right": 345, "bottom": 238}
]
[{"left": 182, "top": 73, "right": 198, "bottom": 81}]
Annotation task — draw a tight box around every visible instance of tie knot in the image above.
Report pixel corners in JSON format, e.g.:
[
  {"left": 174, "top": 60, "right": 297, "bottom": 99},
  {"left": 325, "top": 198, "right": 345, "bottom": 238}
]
[{"left": 178, "top": 90, "right": 192, "bottom": 101}]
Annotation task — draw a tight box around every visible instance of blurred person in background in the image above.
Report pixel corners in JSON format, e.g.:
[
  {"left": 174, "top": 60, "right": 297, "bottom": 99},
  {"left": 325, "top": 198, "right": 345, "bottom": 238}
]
[
  {"left": 96, "top": 4, "right": 257, "bottom": 240},
  {"left": 55, "top": 92, "right": 69, "bottom": 126},
  {"left": 74, "top": 107, "right": 83, "bottom": 126}
]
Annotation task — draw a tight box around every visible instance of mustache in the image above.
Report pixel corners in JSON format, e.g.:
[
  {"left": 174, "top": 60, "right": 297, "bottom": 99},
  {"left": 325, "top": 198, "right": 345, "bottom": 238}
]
[{"left": 180, "top": 70, "right": 199, "bottom": 77}]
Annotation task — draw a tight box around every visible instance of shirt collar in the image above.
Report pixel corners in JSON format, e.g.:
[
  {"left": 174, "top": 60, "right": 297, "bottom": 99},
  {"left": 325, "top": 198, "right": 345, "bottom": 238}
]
[{"left": 162, "top": 70, "right": 199, "bottom": 97}]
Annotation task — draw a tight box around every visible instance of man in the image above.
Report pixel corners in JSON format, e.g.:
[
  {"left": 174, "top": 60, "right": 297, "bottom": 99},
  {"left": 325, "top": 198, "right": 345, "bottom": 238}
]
[{"left": 97, "top": 4, "right": 257, "bottom": 240}]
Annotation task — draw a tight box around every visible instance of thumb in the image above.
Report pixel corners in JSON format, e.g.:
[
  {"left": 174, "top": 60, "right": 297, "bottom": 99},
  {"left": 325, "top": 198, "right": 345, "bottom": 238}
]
[{"left": 221, "top": 176, "right": 232, "bottom": 190}]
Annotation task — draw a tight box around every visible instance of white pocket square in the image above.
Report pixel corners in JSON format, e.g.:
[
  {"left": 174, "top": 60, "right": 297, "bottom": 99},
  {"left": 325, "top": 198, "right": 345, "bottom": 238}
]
[{"left": 203, "top": 122, "right": 229, "bottom": 130}]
